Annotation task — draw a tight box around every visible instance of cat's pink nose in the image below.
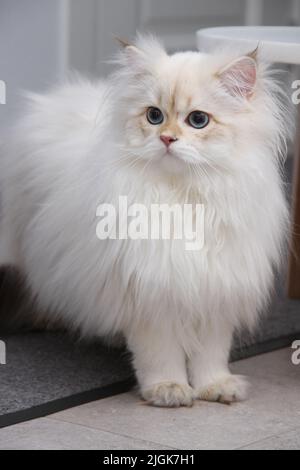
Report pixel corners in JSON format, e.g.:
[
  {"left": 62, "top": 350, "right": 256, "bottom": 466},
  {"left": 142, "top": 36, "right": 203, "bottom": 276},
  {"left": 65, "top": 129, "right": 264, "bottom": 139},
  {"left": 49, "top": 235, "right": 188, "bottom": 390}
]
[{"left": 160, "top": 135, "right": 177, "bottom": 147}]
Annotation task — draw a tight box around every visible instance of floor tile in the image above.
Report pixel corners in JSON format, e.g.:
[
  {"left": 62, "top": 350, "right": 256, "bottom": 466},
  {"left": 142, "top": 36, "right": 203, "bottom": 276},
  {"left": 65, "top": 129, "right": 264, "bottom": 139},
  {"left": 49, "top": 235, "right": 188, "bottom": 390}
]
[
  {"left": 2, "top": 348, "right": 299, "bottom": 450},
  {"left": 231, "top": 347, "right": 299, "bottom": 380},
  {"left": 50, "top": 369, "right": 300, "bottom": 450},
  {"left": 240, "top": 427, "right": 300, "bottom": 450},
  {"left": 0, "top": 417, "right": 173, "bottom": 450}
]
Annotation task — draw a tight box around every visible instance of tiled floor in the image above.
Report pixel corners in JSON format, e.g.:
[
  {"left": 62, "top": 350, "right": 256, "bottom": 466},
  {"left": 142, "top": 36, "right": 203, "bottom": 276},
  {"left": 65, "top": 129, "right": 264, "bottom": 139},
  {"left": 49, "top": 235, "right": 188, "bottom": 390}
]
[{"left": 0, "top": 348, "right": 299, "bottom": 450}]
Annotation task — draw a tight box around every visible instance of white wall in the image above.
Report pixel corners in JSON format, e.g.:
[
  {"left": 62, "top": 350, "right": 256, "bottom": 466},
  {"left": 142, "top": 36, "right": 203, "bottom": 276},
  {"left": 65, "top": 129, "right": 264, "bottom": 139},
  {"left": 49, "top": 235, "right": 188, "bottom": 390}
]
[
  {"left": 89, "top": 0, "right": 300, "bottom": 75},
  {"left": 0, "top": 0, "right": 68, "bottom": 130},
  {"left": 0, "top": 0, "right": 299, "bottom": 130}
]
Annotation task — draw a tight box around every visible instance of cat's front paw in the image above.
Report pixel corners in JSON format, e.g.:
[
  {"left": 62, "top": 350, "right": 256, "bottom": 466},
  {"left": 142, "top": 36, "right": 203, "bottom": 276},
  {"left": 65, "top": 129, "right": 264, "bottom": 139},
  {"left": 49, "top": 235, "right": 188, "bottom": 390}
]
[
  {"left": 142, "top": 382, "right": 195, "bottom": 408},
  {"left": 195, "top": 375, "right": 249, "bottom": 404}
]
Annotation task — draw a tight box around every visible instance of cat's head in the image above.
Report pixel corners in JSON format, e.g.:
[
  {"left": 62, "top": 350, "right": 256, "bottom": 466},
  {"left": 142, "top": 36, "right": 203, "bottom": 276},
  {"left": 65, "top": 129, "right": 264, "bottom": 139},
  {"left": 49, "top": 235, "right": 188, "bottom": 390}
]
[{"left": 113, "top": 35, "right": 286, "bottom": 179}]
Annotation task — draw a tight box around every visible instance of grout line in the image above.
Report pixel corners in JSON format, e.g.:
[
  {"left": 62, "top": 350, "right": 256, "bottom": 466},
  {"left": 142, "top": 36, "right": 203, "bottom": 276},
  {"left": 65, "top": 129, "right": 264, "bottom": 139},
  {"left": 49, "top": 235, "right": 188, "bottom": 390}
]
[
  {"left": 47, "top": 415, "right": 178, "bottom": 450},
  {"left": 234, "top": 424, "right": 300, "bottom": 450}
]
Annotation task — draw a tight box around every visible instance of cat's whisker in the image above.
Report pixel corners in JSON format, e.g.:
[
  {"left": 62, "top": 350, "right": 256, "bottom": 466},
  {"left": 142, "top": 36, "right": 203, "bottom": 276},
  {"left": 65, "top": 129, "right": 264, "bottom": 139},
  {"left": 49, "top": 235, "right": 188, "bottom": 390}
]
[
  {"left": 99, "top": 154, "right": 142, "bottom": 175},
  {"left": 189, "top": 161, "right": 214, "bottom": 187},
  {"left": 139, "top": 158, "right": 153, "bottom": 180}
]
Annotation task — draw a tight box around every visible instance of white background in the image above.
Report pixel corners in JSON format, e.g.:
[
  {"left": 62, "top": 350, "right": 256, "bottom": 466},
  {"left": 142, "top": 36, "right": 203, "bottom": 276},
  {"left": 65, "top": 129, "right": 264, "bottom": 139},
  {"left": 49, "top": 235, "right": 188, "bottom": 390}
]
[{"left": 0, "top": 0, "right": 299, "bottom": 130}]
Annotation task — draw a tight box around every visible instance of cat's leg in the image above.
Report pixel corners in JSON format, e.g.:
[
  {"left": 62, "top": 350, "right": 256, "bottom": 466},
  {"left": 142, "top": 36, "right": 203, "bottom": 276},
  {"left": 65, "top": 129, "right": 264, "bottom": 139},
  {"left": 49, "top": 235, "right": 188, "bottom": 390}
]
[
  {"left": 126, "top": 322, "right": 194, "bottom": 407},
  {"left": 188, "top": 320, "right": 248, "bottom": 404}
]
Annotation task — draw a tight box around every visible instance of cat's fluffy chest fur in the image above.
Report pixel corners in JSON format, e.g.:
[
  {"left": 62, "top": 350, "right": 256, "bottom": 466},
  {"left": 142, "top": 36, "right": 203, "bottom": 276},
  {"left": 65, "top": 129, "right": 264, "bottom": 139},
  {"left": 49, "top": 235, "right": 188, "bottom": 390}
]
[
  {"left": 0, "top": 36, "right": 290, "bottom": 407},
  {"left": 7, "top": 133, "right": 281, "bottom": 343}
]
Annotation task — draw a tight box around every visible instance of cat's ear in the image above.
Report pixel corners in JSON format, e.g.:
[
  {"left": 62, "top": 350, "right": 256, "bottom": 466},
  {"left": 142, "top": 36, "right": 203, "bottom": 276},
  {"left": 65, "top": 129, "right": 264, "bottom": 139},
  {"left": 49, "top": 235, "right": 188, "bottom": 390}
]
[
  {"left": 115, "top": 37, "right": 146, "bottom": 68},
  {"left": 217, "top": 51, "right": 257, "bottom": 99},
  {"left": 115, "top": 34, "right": 166, "bottom": 72}
]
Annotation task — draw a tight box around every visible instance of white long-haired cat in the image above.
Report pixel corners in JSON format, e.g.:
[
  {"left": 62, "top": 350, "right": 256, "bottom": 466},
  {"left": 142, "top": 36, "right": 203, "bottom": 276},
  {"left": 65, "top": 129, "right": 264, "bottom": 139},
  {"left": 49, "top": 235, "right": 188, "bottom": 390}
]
[{"left": 0, "top": 35, "right": 289, "bottom": 407}]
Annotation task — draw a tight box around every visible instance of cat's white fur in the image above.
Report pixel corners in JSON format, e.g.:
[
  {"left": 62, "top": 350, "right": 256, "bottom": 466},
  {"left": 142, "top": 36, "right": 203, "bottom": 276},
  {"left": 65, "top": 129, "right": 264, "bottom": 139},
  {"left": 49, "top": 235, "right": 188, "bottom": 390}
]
[{"left": 0, "top": 36, "right": 290, "bottom": 407}]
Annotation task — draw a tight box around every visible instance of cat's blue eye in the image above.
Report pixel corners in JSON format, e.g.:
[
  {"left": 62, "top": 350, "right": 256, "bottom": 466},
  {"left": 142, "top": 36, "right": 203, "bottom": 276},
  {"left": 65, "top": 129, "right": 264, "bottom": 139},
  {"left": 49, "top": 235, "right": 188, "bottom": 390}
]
[
  {"left": 187, "top": 111, "right": 209, "bottom": 129},
  {"left": 146, "top": 107, "right": 164, "bottom": 125}
]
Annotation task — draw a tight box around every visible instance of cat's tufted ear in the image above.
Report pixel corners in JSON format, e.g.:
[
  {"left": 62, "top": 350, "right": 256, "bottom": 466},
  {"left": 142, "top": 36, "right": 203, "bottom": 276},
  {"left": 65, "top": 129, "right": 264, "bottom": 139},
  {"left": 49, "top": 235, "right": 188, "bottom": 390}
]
[
  {"left": 217, "top": 52, "right": 257, "bottom": 100},
  {"left": 115, "top": 37, "right": 145, "bottom": 67},
  {"left": 115, "top": 34, "right": 166, "bottom": 72}
]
